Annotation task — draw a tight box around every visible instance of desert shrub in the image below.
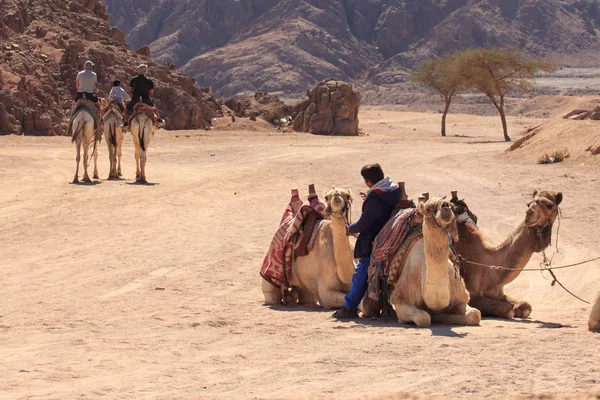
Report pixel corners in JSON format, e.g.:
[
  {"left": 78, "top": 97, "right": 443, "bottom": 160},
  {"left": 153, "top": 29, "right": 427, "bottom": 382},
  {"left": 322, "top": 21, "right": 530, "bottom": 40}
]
[{"left": 538, "top": 149, "right": 570, "bottom": 164}]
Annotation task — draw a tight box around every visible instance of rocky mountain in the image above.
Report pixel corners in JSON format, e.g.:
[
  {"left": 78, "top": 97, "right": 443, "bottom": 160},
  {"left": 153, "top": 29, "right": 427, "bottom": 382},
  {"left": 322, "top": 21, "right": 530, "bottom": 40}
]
[
  {"left": 0, "top": 0, "right": 222, "bottom": 135},
  {"left": 105, "top": 0, "right": 600, "bottom": 97}
]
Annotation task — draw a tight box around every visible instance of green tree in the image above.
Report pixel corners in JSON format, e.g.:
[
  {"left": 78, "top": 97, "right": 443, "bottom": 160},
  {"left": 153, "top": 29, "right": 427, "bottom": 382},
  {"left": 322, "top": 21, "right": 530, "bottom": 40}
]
[
  {"left": 411, "top": 54, "right": 464, "bottom": 137},
  {"left": 458, "top": 48, "right": 556, "bottom": 141}
]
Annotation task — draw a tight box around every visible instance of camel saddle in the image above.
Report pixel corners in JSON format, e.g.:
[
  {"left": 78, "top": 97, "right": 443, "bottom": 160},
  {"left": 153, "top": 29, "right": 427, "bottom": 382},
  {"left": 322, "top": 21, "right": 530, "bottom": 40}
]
[
  {"left": 67, "top": 99, "right": 103, "bottom": 142},
  {"left": 128, "top": 102, "right": 159, "bottom": 126},
  {"left": 260, "top": 199, "right": 326, "bottom": 290},
  {"left": 102, "top": 100, "right": 124, "bottom": 121}
]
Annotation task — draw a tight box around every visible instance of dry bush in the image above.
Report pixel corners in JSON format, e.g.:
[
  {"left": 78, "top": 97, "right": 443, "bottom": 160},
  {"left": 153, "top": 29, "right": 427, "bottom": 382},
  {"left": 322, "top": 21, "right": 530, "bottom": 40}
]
[
  {"left": 263, "top": 105, "right": 288, "bottom": 123},
  {"left": 538, "top": 149, "right": 570, "bottom": 164}
]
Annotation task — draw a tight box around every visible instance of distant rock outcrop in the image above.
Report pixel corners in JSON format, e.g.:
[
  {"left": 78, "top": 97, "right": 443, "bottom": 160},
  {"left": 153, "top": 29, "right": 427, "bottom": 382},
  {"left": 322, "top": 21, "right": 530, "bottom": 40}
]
[
  {"left": 106, "top": 0, "right": 600, "bottom": 96},
  {"left": 0, "top": 0, "right": 222, "bottom": 135},
  {"left": 292, "top": 80, "right": 360, "bottom": 136},
  {"left": 224, "top": 92, "right": 290, "bottom": 125}
]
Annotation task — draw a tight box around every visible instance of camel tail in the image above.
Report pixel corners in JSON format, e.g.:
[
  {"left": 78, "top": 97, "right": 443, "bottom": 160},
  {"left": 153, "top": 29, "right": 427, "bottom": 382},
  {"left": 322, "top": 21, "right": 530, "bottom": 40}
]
[
  {"left": 139, "top": 119, "right": 146, "bottom": 152},
  {"left": 110, "top": 121, "right": 117, "bottom": 147}
]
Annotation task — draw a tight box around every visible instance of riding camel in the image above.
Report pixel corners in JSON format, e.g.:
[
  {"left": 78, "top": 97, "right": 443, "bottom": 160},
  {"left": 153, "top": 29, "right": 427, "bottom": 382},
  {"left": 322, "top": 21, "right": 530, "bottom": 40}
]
[
  {"left": 362, "top": 198, "right": 481, "bottom": 327},
  {"left": 261, "top": 188, "right": 355, "bottom": 308},
  {"left": 130, "top": 104, "right": 156, "bottom": 184},
  {"left": 102, "top": 102, "right": 124, "bottom": 180},
  {"left": 589, "top": 286, "right": 600, "bottom": 332},
  {"left": 71, "top": 105, "right": 100, "bottom": 183},
  {"left": 453, "top": 190, "right": 563, "bottom": 319}
]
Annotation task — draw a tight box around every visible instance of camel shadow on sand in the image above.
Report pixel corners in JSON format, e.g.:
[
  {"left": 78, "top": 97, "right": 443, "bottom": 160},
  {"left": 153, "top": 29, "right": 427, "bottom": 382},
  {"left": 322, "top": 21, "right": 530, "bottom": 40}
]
[
  {"left": 496, "top": 317, "right": 575, "bottom": 329},
  {"left": 267, "top": 304, "right": 469, "bottom": 338},
  {"left": 125, "top": 181, "right": 160, "bottom": 186},
  {"left": 70, "top": 180, "right": 102, "bottom": 186}
]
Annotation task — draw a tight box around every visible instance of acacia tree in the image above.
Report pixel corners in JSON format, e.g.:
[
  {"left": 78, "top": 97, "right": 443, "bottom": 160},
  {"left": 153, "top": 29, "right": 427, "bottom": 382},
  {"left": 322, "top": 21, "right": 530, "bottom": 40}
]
[
  {"left": 457, "top": 48, "right": 556, "bottom": 141},
  {"left": 411, "top": 54, "right": 464, "bottom": 137}
]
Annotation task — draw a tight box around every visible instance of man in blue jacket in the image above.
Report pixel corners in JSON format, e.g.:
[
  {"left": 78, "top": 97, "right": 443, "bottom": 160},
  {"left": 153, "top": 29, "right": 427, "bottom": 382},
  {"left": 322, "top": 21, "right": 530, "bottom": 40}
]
[{"left": 334, "top": 164, "right": 400, "bottom": 319}]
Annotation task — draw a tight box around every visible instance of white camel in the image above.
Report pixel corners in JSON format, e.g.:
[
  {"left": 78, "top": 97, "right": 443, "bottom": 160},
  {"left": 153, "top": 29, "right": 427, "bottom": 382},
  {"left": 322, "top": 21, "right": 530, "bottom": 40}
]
[
  {"left": 72, "top": 109, "right": 99, "bottom": 183},
  {"left": 130, "top": 109, "right": 155, "bottom": 184},
  {"left": 102, "top": 103, "right": 124, "bottom": 180}
]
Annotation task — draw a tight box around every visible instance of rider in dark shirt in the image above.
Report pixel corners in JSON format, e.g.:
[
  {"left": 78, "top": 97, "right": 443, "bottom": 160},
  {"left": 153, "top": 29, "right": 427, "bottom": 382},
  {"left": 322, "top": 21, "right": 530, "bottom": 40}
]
[{"left": 124, "top": 64, "right": 164, "bottom": 127}]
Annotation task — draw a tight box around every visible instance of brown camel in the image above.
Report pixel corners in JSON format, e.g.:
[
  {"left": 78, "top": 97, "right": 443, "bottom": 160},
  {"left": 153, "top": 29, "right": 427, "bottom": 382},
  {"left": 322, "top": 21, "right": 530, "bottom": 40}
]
[
  {"left": 453, "top": 190, "right": 563, "bottom": 319},
  {"left": 589, "top": 286, "right": 600, "bottom": 332}
]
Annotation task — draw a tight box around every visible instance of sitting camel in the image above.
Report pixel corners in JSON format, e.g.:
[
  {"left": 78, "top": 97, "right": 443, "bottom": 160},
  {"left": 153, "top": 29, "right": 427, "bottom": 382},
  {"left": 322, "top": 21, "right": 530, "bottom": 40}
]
[
  {"left": 364, "top": 198, "right": 481, "bottom": 327},
  {"left": 261, "top": 188, "right": 355, "bottom": 308},
  {"left": 589, "top": 286, "right": 600, "bottom": 332},
  {"left": 453, "top": 190, "right": 563, "bottom": 319}
]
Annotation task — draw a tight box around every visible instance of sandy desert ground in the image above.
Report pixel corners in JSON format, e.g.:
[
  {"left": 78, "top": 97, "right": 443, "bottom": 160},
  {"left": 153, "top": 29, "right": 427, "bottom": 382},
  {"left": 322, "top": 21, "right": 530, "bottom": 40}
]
[{"left": 1, "top": 110, "right": 599, "bottom": 399}]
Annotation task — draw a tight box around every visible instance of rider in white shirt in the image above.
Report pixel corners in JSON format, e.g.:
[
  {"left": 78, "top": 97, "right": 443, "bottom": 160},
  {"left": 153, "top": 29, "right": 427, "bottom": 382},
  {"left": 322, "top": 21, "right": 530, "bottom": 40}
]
[{"left": 108, "top": 80, "right": 131, "bottom": 112}]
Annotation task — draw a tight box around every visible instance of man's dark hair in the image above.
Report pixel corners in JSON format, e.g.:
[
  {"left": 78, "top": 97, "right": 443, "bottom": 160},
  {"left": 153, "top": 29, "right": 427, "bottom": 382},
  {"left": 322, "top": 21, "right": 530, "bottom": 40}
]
[
  {"left": 361, "top": 164, "right": 384, "bottom": 184},
  {"left": 113, "top": 80, "right": 121, "bottom": 87}
]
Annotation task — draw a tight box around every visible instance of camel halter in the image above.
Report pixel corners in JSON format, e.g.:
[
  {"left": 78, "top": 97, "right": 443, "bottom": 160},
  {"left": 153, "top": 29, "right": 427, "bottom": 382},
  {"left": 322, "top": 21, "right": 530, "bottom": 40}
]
[{"left": 459, "top": 203, "right": 594, "bottom": 304}]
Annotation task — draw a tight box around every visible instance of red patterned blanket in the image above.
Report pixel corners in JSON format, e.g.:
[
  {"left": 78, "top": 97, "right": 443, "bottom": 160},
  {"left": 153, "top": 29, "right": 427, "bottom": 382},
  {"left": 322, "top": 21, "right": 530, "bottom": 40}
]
[
  {"left": 367, "top": 208, "right": 420, "bottom": 304},
  {"left": 260, "top": 192, "right": 326, "bottom": 289}
]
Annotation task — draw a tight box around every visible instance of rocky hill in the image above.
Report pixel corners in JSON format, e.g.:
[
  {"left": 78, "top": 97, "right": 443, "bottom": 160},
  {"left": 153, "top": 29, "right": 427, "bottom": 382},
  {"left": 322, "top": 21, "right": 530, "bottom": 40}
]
[
  {"left": 0, "top": 0, "right": 222, "bottom": 135},
  {"left": 105, "top": 0, "right": 600, "bottom": 97}
]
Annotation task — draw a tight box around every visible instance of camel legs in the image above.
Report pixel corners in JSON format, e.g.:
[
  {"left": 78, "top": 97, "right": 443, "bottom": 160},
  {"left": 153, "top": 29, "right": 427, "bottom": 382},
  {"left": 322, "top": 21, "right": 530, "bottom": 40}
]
[
  {"left": 297, "top": 289, "right": 317, "bottom": 305},
  {"left": 393, "top": 303, "right": 432, "bottom": 327},
  {"left": 134, "top": 147, "right": 141, "bottom": 182},
  {"left": 431, "top": 303, "right": 481, "bottom": 326},
  {"left": 261, "top": 280, "right": 282, "bottom": 305},
  {"left": 469, "top": 294, "right": 515, "bottom": 319},
  {"left": 139, "top": 150, "right": 148, "bottom": 184},
  {"left": 106, "top": 140, "right": 116, "bottom": 179},
  {"left": 73, "top": 141, "right": 81, "bottom": 183},
  {"left": 503, "top": 294, "right": 532, "bottom": 318},
  {"left": 360, "top": 297, "right": 381, "bottom": 318},
  {"left": 117, "top": 141, "right": 123, "bottom": 177},
  {"left": 317, "top": 285, "right": 345, "bottom": 309},
  {"left": 92, "top": 142, "right": 99, "bottom": 180},
  {"left": 82, "top": 142, "right": 91, "bottom": 183}
]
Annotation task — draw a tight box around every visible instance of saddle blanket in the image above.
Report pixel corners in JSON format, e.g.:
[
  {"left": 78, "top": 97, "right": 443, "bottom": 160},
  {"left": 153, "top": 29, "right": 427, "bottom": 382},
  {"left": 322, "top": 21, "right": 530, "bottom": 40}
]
[
  {"left": 68, "top": 99, "right": 103, "bottom": 142},
  {"left": 260, "top": 195, "right": 326, "bottom": 289},
  {"left": 367, "top": 208, "right": 420, "bottom": 304}
]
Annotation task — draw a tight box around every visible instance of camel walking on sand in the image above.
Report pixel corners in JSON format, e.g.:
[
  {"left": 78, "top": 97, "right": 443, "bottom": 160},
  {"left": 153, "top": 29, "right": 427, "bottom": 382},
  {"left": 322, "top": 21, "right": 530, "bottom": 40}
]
[
  {"left": 130, "top": 107, "right": 155, "bottom": 184},
  {"left": 452, "top": 190, "right": 563, "bottom": 319},
  {"left": 72, "top": 108, "right": 99, "bottom": 183},
  {"left": 102, "top": 103, "right": 124, "bottom": 180}
]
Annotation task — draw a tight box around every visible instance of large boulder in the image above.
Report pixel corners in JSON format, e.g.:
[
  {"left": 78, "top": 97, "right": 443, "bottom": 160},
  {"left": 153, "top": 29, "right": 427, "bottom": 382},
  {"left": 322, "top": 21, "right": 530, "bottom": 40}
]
[{"left": 292, "top": 80, "right": 360, "bottom": 136}]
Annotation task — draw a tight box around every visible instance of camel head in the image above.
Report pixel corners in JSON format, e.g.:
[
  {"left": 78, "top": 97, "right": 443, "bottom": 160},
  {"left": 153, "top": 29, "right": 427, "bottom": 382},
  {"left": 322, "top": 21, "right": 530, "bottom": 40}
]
[
  {"left": 324, "top": 188, "right": 353, "bottom": 216},
  {"left": 525, "top": 190, "right": 563, "bottom": 251},
  {"left": 419, "top": 197, "right": 459, "bottom": 241}
]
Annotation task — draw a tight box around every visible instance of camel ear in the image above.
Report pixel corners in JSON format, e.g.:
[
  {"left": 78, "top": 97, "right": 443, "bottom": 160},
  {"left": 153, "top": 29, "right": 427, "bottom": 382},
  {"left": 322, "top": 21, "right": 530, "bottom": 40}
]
[
  {"left": 555, "top": 192, "right": 563, "bottom": 206},
  {"left": 346, "top": 189, "right": 353, "bottom": 204},
  {"left": 418, "top": 201, "right": 427, "bottom": 215},
  {"left": 532, "top": 189, "right": 538, "bottom": 198}
]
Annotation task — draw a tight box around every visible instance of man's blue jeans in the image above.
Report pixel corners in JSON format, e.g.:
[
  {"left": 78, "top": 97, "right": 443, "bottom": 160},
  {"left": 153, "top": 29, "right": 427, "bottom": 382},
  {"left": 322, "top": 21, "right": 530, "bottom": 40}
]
[{"left": 344, "top": 257, "right": 371, "bottom": 310}]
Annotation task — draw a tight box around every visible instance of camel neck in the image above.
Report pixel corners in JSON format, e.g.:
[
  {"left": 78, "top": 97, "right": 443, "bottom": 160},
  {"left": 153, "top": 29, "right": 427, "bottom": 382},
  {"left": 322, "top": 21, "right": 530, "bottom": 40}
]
[
  {"left": 422, "top": 217, "right": 451, "bottom": 311},
  {"left": 330, "top": 213, "right": 355, "bottom": 286},
  {"left": 491, "top": 222, "right": 539, "bottom": 283}
]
